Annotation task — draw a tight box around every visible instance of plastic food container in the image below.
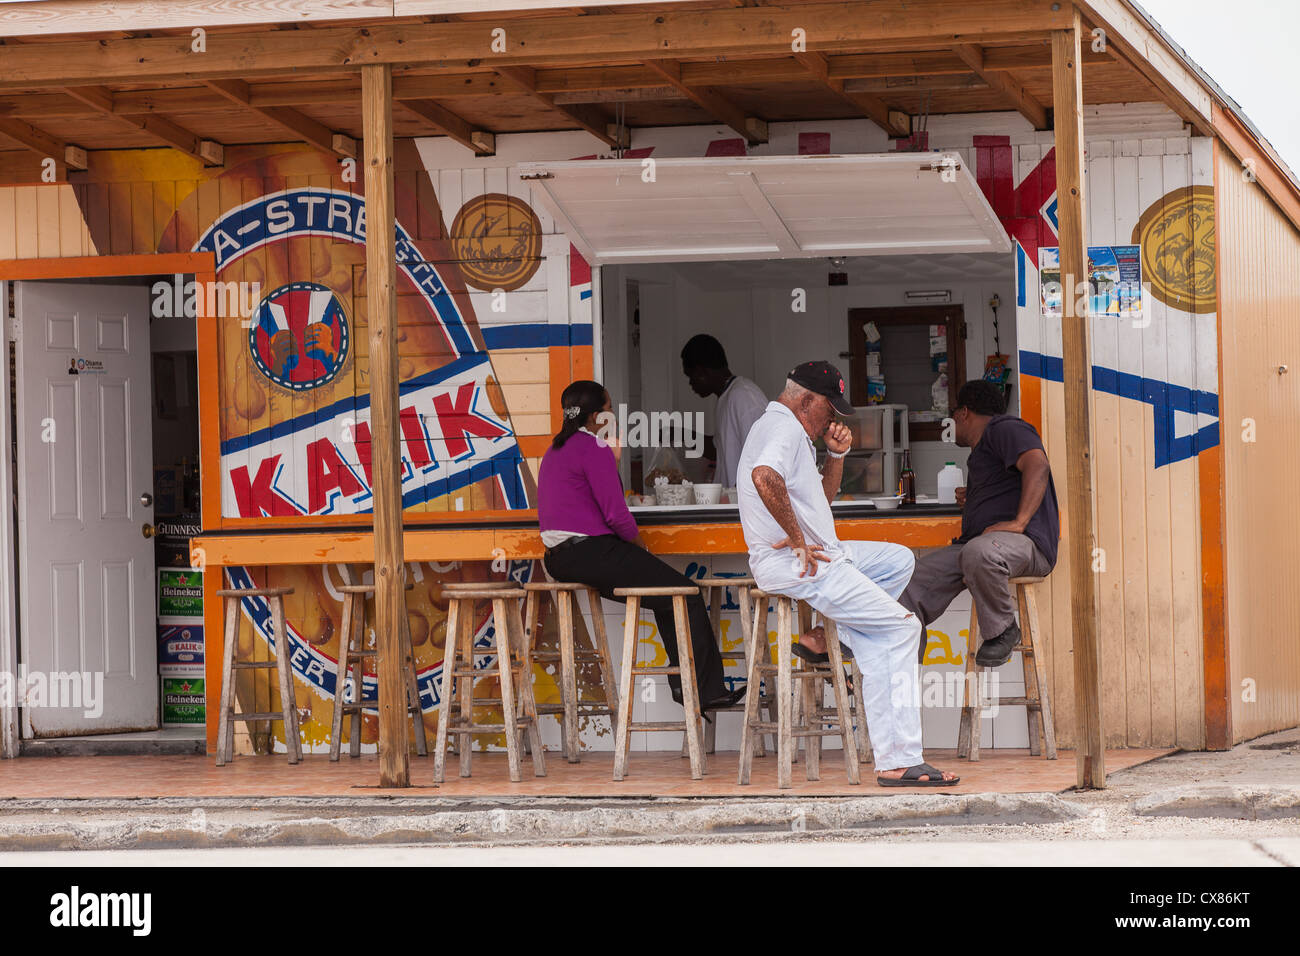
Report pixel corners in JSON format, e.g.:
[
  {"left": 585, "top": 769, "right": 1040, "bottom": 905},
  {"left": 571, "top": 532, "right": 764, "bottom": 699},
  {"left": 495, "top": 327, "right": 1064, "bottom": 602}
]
[
  {"left": 654, "top": 484, "right": 693, "bottom": 507},
  {"left": 693, "top": 483, "right": 723, "bottom": 505}
]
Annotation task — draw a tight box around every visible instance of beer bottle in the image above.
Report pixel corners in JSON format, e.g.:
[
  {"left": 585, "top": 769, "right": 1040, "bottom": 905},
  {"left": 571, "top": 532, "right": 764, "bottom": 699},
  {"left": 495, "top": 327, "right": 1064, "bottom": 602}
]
[{"left": 899, "top": 450, "right": 916, "bottom": 505}]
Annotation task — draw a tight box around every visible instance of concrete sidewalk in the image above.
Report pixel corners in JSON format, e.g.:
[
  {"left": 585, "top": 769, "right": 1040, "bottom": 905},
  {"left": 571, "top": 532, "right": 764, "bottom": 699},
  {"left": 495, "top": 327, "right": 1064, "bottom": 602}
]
[
  {"left": 0, "top": 727, "right": 1295, "bottom": 851},
  {"left": 5, "top": 838, "right": 1298, "bottom": 866}
]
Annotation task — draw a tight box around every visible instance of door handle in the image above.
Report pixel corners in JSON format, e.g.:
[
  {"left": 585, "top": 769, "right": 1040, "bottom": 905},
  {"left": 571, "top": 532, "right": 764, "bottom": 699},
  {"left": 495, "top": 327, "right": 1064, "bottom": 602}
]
[
  {"left": 140, "top": 492, "right": 153, "bottom": 507},
  {"left": 142, "top": 523, "right": 155, "bottom": 539}
]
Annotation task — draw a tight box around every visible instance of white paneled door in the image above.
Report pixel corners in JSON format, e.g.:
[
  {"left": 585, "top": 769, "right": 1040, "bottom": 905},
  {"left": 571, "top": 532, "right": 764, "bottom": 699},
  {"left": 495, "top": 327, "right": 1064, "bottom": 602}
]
[{"left": 15, "top": 281, "right": 158, "bottom": 736}]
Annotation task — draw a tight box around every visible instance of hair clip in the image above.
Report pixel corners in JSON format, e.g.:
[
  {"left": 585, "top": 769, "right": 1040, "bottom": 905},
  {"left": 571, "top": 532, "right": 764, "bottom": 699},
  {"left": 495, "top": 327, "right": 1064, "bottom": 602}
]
[{"left": 563, "top": 405, "right": 582, "bottom": 420}]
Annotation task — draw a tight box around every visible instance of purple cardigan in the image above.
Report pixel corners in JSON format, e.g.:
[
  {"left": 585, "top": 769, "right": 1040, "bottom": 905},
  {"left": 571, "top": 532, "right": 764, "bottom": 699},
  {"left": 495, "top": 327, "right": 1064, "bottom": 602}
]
[{"left": 537, "top": 430, "right": 638, "bottom": 542}]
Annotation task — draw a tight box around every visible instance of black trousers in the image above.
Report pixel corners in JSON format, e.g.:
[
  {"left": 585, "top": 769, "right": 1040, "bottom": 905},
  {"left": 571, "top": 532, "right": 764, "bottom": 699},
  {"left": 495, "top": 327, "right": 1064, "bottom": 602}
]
[{"left": 542, "top": 535, "right": 726, "bottom": 702}]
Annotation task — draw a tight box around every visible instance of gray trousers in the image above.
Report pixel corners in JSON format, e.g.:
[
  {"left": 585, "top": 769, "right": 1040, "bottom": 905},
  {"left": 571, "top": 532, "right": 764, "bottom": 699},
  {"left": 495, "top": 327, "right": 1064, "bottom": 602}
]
[{"left": 899, "top": 532, "right": 1051, "bottom": 663}]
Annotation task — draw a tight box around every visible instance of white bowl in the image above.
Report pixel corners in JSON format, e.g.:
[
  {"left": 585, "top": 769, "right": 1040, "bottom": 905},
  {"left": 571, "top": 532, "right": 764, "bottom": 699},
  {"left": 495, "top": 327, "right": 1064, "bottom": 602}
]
[
  {"left": 870, "top": 495, "right": 903, "bottom": 510},
  {"left": 693, "top": 483, "right": 723, "bottom": 505},
  {"left": 654, "top": 484, "right": 693, "bottom": 507}
]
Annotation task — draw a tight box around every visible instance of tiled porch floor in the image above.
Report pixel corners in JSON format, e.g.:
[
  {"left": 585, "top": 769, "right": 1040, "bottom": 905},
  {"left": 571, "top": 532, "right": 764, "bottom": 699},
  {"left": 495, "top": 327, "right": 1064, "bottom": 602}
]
[{"left": 0, "top": 748, "right": 1173, "bottom": 798}]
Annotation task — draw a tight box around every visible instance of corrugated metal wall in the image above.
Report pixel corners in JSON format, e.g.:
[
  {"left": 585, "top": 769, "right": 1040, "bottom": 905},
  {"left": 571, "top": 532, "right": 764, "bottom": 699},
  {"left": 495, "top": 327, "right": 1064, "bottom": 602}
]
[{"left": 1215, "top": 141, "right": 1300, "bottom": 741}]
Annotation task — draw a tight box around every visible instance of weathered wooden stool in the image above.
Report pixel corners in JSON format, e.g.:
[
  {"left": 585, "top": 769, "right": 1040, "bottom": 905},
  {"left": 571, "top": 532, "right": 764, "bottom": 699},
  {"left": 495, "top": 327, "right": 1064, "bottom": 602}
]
[
  {"left": 523, "top": 581, "right": 619, "bottom": 763},
  {"left": 611, "top": 585, "right": 706, "bottom": 780},
  {"left": 329, "top": 579, "right": 428, "bottom": 760},
  {"left": 738, "top": 590, "right": 860, "bottom": 788},
  {"left": 792, "top": 601, "right": 872, "bottom": 765},
  {"left": 847, "top": 658, "right": 872, "bottom": 762},
  {"left": 957, "top": 576, "right": 1056, "bottom": 761},
  {"left": 677, "top": 576, "right": 772, "bottom": 757},
  {"left": 439, "top": 580, "right": 524, "bottom": 758},
  {"left": 215, "top": 581, "right": 301, "bottom": 766},
  {"left": 433, "top": 586, "right": 546, "bottom": 783}
]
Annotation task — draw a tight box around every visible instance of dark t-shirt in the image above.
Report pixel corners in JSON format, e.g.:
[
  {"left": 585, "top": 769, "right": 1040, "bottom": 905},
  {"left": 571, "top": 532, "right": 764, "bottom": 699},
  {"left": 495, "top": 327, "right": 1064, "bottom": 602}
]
[{"left": 957, "top": 415, "right": 1060, "bottom": 568}]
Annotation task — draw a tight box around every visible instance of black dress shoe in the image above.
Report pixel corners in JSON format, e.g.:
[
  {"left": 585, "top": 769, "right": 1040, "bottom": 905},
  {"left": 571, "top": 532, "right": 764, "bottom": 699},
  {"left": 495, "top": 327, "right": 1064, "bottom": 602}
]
[
  {"left": 701, "top": 686, "right": 746, "bottom": 712},
  {"left": 975, "top": 622, "right": 1020, "bottom": 667},
  {"left": 791, "top": 640, "right": 856, "bottom": 665}
]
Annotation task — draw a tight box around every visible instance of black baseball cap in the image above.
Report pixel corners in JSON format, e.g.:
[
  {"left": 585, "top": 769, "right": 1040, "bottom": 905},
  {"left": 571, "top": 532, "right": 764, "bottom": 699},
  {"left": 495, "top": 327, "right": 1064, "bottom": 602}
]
[{"left": 788, "top": 360, "right": 854, "bottom": 415}]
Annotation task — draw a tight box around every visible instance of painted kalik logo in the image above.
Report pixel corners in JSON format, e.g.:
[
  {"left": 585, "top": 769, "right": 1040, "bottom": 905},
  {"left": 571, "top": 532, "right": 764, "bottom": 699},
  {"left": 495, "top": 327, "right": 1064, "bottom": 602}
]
[{"left": 250, "top": 281, "right": 349, "bottom": 391}]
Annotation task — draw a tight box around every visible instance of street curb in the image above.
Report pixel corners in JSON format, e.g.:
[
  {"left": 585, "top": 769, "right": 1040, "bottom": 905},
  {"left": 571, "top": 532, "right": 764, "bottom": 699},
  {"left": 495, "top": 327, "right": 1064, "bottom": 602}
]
[
  {"left": 0, "top": 793, "right": 1087, "bottom": 850},
  {"left": 1133, "top": 785, "right": 1300, "bottom": 820}
]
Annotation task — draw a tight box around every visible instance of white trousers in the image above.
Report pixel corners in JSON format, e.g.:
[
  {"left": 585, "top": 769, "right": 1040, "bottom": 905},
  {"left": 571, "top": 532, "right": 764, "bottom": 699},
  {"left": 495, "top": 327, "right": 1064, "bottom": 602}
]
[{"left": 752, "top": 540, "right": 923, "bottom": 770}]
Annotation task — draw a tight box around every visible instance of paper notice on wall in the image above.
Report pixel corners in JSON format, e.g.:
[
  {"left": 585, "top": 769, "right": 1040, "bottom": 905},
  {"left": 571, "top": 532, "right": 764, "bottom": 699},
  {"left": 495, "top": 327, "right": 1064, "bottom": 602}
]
[
  {"left": 1088, "top": 245, "right": 1143, "bottom": 319},
  {"left": 1040, "top": 245, "right": 1143, "bottom": 319}
]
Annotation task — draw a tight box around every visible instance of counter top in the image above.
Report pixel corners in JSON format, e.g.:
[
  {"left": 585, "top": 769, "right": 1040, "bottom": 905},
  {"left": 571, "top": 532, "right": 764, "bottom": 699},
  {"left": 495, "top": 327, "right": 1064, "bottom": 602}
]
[
  {"left": 630, "top": 498, "right": 960, "bottom": 525},
  {"left": 192, "top": 503, "right": 962, "bottom": 567}
]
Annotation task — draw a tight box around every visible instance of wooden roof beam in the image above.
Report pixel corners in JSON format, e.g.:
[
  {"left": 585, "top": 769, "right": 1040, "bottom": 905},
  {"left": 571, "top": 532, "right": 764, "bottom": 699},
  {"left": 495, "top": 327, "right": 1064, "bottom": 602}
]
[
  {"left": 204, "top": 79, "right": 356, "bottom": 157},
  {"left": 845, "top": 75, "right": 991, "bottom": 95},
  {"left": 795, "top": 52, "right": 911, "bottom": 138},
  {"left": 643, "top": 58, "right": 767, "bottom": 144},
  {"left": 0, "top": 48, "right": 1122, "bottom": 119},
  {"left": 397, "top": 98, "right": 495, "bottom": 155},
  {"left": 952, "top": 45, "right": 1049, "bottom": 130},
  {"left": 0, "top": 117, "right": 86, "bottom": 169},
  {"left": 62, "top": 85, "right": 224, "bottom": 164},
  {"left": 0, "top": 3, "right": 1076, "bottom": 87},
  {"left": 494, "top": 66, "right": 626, "bottom": 149}
]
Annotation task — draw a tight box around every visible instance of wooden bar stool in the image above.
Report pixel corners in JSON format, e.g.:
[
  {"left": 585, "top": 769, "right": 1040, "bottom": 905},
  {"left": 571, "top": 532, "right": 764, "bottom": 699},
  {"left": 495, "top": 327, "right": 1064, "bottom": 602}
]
[
  {"left": 848, "top": 658, "right": 872, "bottom": 763},
  {"left": 215, "top": 581, "right": 301, "bottom": 766},
  {"left": 611, "top": 585, "right": 706, "bottom": 780},
  {"left": 677, "top": 576, "right": 773, "bottom": 757},
  {"left": 700, "top": 576, "right": 758, "bottom": 755},
  {"left": 329, "top": 579, "right": 428, "bottom": 760},
  {"left": 957, "top": 576, "right": 1056, "bottom": 761},
  {"left": 738, "top": 590, "right": 860, "bottom": 788},
  {"left": 523, "top": 582, "right": 619, "bottom": 763},
  {"left": 790, "top": 600, "right": 873, "bottom": 764},
  {"left": 433, "top": 587, "right": 546, "bottom": 783},
  {"left": 439, "top": 580, "right": 524, "bottom": 758}
]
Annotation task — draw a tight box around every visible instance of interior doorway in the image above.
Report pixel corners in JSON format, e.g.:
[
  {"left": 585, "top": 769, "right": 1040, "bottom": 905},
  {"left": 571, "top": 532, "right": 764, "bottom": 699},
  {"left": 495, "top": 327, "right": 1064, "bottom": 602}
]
[{"left": 7, "top": 276, "right": 203, "bottom": 749}]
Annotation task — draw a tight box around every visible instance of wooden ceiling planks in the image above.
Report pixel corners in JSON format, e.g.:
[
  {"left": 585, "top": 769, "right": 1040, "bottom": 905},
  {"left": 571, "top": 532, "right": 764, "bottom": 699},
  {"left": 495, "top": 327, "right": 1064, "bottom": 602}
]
[{"left": 0, "top": 2, "right": 1170, "bottom": 158}]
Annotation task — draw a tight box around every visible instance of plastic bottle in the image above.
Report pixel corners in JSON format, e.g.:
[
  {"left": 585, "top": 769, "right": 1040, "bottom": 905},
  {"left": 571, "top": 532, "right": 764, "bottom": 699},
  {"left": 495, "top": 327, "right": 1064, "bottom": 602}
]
[{"left": 937, "top": 461, "right": 963, "bottom": 505}]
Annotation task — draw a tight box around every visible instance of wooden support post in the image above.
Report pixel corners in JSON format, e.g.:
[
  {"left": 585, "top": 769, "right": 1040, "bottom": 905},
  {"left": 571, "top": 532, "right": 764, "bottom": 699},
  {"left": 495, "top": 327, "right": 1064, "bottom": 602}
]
[
  {"left": 1052, "top": 12, "right": 1105, "bottom": 790},
  {"left": 362, "top": 63, "right": 409, "bottom": 789}
]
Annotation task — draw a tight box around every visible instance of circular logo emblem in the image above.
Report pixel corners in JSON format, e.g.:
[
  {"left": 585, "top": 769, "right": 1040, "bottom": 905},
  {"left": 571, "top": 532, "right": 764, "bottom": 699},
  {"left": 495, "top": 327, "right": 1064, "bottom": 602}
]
[
  {"left": 1132, "top": 185, "right": 1216, "bottom": 314},
  {"left": 450, "top": 193, "right": 543, "bottom": 292},
  {"left": 249, "top": 281, "right": 350, "bottom": 391}
]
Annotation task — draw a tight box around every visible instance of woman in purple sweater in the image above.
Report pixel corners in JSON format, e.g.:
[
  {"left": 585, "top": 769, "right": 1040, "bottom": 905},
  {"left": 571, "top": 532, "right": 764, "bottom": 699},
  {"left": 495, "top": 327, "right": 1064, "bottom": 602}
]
[{"left": 538, "top": 380, "right": 738, "bottom": 712}]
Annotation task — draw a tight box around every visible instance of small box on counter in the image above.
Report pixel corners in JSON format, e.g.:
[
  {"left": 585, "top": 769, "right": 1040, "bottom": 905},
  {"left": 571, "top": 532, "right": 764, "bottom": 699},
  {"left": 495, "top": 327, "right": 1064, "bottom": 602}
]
[
  {"left": 158, "top": 623, "right": 204, "bottom": 668},
  {"left": 161, "top": 672, "right": 206, "bottom": 726},
  {"left": 158, "top": 567, "right": 203, "bottom": 618}
]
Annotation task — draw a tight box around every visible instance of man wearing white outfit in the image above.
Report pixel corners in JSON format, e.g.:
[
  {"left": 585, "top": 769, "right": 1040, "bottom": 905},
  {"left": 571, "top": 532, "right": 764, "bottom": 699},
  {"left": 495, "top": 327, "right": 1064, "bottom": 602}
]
[{"left": 736, "top": 361, "right": 959, "bottom": 786}]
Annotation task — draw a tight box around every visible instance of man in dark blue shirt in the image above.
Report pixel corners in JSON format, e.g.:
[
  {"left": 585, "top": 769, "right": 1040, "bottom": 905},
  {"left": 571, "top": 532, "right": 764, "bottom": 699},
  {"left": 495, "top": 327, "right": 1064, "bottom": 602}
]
[{"left": 901, "top": 380, "right": 1060, "bottom": 667}]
